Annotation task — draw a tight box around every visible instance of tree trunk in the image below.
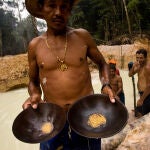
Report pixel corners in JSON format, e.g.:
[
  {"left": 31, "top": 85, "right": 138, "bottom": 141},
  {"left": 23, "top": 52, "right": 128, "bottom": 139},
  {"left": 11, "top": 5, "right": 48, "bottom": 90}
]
[
  {"left": 122, "top": 0, "right": 131, "bottom": 34},
  {"left": 16, "top": 0, "right": 22, "bottom": 21},
  {"left": 104, "top": 18, "right": 109, "bottom": 41},
  {"left": 0, "top": 29, "right": 2, "bottom": 56}
]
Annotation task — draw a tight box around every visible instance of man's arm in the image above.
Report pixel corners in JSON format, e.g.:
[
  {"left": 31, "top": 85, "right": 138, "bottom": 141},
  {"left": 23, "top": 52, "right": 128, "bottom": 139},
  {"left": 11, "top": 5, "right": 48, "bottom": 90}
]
[
  {"left": 80, "top": 29, "right": 115, "bottom": 102},
  {"left": 28, "top": 39, "right": 42, "bottom": 97},
  {"left": 22, "top": 38, "right": 42, "bottom": 109},
  {"left": 128, "top": 66, "right": 135, "bottom": 77},
  {"left": 128, "top": 62, "right": 140, "bottom": 77},
  {"left": 116, "top": 76, "right": 123, "bottom": 95}
]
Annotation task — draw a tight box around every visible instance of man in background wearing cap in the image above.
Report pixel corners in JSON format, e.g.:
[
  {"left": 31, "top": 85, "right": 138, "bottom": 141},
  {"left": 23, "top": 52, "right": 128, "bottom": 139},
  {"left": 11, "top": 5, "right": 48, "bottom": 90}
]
[
  {"left": 108, "top": 58, "right": 120, "bottom": 76},
  {"left": 109, "top": 64, "right": 125, "bottom": 104},
  {"left": 23, "top": 0, "right": 115, "bottom": 149}
]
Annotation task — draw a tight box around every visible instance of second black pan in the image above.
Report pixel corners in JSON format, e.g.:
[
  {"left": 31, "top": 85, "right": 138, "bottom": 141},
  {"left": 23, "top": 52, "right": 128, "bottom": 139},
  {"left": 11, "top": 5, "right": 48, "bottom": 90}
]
[{"left": 68, "top": 94, "right": 128, "bottom": 138}]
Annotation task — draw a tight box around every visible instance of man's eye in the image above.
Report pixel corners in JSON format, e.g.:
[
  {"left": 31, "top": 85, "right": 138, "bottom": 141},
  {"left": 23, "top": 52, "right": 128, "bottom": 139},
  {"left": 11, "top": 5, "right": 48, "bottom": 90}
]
[
  {"left": 61, "top": 5, "right": 68, "bottom": 10},
  {"left": 49, "top": 4, "right": 56, "bottom": 8}
]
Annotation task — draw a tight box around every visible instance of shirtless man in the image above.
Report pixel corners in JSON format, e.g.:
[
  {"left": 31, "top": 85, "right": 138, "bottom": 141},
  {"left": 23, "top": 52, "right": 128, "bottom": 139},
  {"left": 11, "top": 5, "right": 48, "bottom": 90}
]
[
  {"left": 136, "top": 65, "right": 150, "bottom": 116},
  {"left": 129, "top": 49, "right": 150, "bottom": 115},
  {"left": 129, "top": 49, "right": 147, "bottom": 95},
  {"left": 23, "top": 0, "right": 115, "bottom": 149},
  {"left": 109, "top": 64, "right": 125, "bottom": 104}
]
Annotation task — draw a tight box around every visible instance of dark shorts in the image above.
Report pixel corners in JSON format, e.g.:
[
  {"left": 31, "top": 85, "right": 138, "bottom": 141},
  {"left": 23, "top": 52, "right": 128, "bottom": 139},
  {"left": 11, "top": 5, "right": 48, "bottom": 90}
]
[
  {"left": 118, "top": 92, "right": 125, "bottom": 104},
  {"left": 136, "top": 94, "right": 150, "bottom": 115},
  {"left": 40, "top": 122, "right": 101, "bottom": 150}
]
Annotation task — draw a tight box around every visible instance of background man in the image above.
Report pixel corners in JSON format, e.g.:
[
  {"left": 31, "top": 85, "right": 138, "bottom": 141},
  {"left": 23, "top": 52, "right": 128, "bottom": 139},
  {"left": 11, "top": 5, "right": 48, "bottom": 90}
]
[
  {"left": 109, "top": 64, "right": 125, "bottom": 104},
  {"left": 128, "top": 49, "right": 150, "bottom": 116},
  {"left": 136, "top": 73, "right": 150, "bottom": 116},
  {"left": 108, "top": 57, "right": 120, "bottom": 75}
]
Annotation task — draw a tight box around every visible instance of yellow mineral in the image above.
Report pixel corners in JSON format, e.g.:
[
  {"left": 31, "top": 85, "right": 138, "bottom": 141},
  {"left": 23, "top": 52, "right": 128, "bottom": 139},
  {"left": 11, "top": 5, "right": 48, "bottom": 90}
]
[
  {"left": 87, "top": 113, "right": 106, "bottom": 128},
  {"left": 41, "top": 122, "right": 53, "bottom": 134}
]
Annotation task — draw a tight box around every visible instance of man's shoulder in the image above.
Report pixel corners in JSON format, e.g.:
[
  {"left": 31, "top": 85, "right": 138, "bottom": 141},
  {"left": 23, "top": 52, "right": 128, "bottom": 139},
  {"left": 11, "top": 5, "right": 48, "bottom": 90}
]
[
  {"left": 69, "top": 27, "right": 89, "bottom": 35},
  {"left": 27, "top": 34, "right": 45, "bottom": 52},
  {"left": 69, "top": 28, "right": 92, "bottom": 43},
  {"left": 116, "top": 75, "right": 122, "bottom": 80},
  {"left": 29, "top": 34, "right": 45, "bottom": 47}
]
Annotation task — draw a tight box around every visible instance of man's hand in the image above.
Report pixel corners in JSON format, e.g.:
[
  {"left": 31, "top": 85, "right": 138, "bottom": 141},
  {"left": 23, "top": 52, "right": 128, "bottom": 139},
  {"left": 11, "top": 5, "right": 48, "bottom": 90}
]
[
  {"left": 22, "top": 94, "right": 43, "bottom": 109},
  {"left": 101, "top": 86, "right": 115, "bottom": 103},
  {"left": 133, "top": 61, "right": 140, "bottom": 73}
]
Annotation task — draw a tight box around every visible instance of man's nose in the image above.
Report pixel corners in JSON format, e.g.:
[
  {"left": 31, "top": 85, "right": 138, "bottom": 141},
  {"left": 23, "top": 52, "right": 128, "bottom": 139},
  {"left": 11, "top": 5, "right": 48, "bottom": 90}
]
[{"left": 55, "top": 7, "right": 61, "bottom": 15}]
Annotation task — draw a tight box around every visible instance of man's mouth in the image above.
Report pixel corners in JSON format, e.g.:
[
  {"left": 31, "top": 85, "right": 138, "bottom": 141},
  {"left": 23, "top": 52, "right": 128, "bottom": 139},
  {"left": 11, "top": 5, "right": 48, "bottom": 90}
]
[{"left": 52, "top": 18, "right": 64, "bottom": 24}]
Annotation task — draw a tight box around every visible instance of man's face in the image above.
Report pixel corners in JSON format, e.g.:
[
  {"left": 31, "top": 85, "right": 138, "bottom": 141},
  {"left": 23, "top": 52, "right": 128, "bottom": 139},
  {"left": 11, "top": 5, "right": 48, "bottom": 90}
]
[
  {"left": 136, "top": 53, "right": 146, "bottom": 66},
  {"left": 42, "top": 0, "right": 71, "bottom": 31},
  {"left": 110, "top": 69, "right": 116, "bottom": 77}
]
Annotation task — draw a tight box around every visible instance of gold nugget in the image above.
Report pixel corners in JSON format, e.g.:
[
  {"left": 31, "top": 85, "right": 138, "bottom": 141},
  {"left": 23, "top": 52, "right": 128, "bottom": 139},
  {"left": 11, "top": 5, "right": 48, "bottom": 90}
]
[
  {"left": 87, "top": 113, "right": 106, "bottom": 128},
  {"left": 41, "top": 122, "right": 53, "bottom": 134}
]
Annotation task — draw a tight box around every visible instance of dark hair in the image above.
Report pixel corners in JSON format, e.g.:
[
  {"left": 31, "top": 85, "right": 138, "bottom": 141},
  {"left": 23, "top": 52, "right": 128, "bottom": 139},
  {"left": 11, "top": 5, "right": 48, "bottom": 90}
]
[
  {"left": 38, "top": 0, "right": 44, "bottom": 5},
  {"left": 109, "top": 63, "right": 116, "bottom": 71},
  {"left": 136, "top": 49, "right": 147, "bottom": 58}
]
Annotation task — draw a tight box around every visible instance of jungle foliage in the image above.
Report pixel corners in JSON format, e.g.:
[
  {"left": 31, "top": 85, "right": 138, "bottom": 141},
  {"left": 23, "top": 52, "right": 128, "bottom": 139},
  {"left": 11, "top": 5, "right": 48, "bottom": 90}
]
[{"left": 0, "top": 0, "right": 150, "bottom": 56}]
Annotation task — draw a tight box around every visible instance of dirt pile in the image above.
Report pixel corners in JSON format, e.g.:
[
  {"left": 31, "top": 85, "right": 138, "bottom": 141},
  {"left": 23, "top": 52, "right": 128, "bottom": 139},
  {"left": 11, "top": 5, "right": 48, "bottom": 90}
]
[{"left": 0, "top": 54, "right": 29, "bottom": 92}]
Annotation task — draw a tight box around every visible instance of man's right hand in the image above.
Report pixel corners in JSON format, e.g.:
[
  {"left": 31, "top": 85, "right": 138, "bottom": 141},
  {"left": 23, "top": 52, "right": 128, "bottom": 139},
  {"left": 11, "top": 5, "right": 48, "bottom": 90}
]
[
  {"left": 22, "top": 94, "right": 43, "bottom": 110},
  {"left": 133, "top": 61, "right": 140, "bottom": 72}
]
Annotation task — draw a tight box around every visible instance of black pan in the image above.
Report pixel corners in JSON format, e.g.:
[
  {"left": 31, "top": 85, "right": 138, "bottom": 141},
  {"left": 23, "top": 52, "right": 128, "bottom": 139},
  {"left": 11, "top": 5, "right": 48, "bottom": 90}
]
[
  {"left": 12, "top": 103, "right": 66, "bottom": 143},
  {"left": 67, "top": 94, "right": 128, "bottom": 138}
]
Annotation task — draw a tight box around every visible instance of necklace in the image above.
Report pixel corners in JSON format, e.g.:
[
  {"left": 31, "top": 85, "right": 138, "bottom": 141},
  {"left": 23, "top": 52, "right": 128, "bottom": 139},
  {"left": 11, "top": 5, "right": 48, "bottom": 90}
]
[{"left": 45, "top": 33, "right": 68, "bottom": 71}]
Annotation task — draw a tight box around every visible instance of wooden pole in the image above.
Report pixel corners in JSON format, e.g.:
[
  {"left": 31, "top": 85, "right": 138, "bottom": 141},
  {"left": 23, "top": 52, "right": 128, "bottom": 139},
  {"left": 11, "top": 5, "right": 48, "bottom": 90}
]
[{"left": 132, "top": 76, "right": 137, "bottom": 117}]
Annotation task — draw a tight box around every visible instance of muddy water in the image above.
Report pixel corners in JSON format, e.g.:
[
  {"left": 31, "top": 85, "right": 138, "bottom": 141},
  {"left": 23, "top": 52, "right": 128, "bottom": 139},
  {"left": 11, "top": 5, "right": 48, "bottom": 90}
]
[
  {"left": 0, "top": 88, "right": 39, "bottom": 150},
  {"left": 0, "top": 70, "right": 138, "bottom": 150}
]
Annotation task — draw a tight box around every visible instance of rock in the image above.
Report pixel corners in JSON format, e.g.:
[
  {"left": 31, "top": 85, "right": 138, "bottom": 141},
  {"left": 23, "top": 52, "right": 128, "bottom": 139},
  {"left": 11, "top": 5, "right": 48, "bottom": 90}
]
[
  {"left": 101, "top": 113, "right": 150, "bottom": 150},
  {"left": 117, "top": 113, "right": 150, "bottom": 150}
]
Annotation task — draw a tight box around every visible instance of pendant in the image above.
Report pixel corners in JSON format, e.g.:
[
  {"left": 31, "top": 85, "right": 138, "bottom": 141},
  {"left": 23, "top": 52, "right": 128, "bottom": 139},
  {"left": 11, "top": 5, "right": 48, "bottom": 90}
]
[
  {"left": 57, "top": 59, "right": 68, "bottom": 71},
  {"left": 58, "top": 62, "right": 68, "bottom": 71}
]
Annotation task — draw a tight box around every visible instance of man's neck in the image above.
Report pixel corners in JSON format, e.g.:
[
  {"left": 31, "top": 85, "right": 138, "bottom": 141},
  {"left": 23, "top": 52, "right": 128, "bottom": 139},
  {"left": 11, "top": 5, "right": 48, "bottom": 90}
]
[
  {"left": 140, "top": 61, "right": 147, "bottom": 67},
  {"left": 47, "top": 27, "right": 68, "bottom": 36},
  {"left": 110, "top": 75, "right": 115, "bottom": 79}
]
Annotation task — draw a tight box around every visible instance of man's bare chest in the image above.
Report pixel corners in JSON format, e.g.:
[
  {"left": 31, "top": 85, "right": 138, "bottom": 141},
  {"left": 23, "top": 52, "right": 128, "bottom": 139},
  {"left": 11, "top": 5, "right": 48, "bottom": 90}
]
[
  {"left": 36, "top": 46, "right": 88, "bottom": 70},
  {"left": 138, "top": 67, "right": 146, "bottom": 79}
]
